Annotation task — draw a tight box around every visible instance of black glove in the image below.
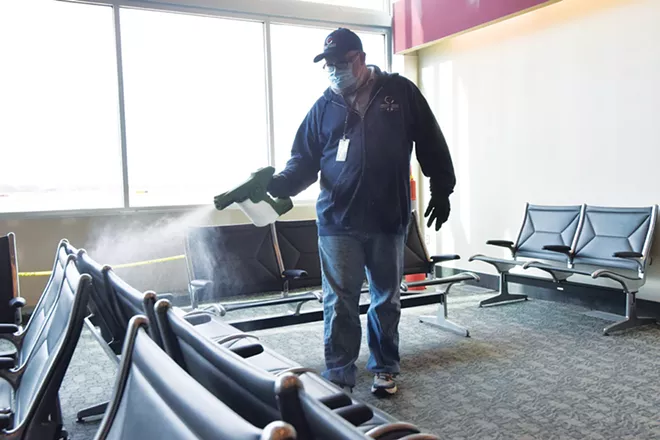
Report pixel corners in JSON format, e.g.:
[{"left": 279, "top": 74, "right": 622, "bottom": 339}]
[
  {"left": 424, "top": 194, "right": 450, "bottom": 231},
  {"left": 267, "top": 174, "right": 288, "bottom": 199}
]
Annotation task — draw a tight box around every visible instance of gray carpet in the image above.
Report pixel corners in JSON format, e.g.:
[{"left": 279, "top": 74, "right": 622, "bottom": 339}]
[{"left": 62, "top": 286, "right": 660, "bottom": 440}]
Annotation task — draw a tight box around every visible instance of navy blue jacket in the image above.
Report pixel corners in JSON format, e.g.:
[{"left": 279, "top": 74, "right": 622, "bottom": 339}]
[{"left": 269, "top": 66, "right": 456, "bottom": 236}]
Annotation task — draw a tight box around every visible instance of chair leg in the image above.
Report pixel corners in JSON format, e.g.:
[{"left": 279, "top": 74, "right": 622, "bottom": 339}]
[
  {"left": 54, "top": 395, "right": 68, "bottom": 440},
  {"left": 603, "top": 291, "right": 658, "bottom": 335},
  {"left": 76, "top": 401, "right": 109, "bottom": 423},
  {"left": 479, "top": 273, "right": 528, "bottom": 307},
  {"left": 419, "top": 292, "right": 470, "bottom": 337}
]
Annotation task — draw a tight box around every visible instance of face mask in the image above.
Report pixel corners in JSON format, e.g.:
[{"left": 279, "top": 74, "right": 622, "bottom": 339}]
[{"left": 328, "top": 63, "right": 358, "bottom": 92}]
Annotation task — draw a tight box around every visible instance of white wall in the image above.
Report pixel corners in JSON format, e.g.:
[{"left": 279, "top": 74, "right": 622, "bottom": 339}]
[{"left": 417, "top": 0, "right": 660, "bottom": 301}]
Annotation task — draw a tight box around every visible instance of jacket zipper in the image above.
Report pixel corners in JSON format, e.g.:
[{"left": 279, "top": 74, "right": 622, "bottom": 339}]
[
  {"left": 357, "top": 85, "right": 385, "bottom": 221},
  {"left": 362, "top": 85, "right": 385, "bottom": 120},
  {"left": 327, "top": 85, "right": 386, "bottom": 225}
]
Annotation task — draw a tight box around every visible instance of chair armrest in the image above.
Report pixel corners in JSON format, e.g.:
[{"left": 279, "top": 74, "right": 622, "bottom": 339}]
[
  {"left": 8, "top": 297, "right": 25, "bottom": 310},
  {"left": 0, "top": 358, "right": 15, "bottom": 370},
  {"left": 213, "top": 333, "right": 259, "bottom": 345},
  {"left": 230, "top": 342, "right": 264, "bottom": 358},
  {"left": 190, "top": 279, "right": 212, "bottom": 289},
  {"left": 542, "top": 245, "right": 572, "bottom": 255},
  {"left": 406, "top": 272, "right": 480, "bottom": 289},
  {"left": 275, "top": 367, "right": 319, "bottom": 377},
  {"left": 333, "top": 403, "right": 373, "bottom": 427},
  {"left": 0, "top": 412, "right": 11, "bottom": 431},
  {"left": 592, "top": 269, "right": 640, "bottom": 282},
  {"left": 486, "top": 240, "right": 514, "bottom": 249},
  {"left": 0, "top": 325, "right": 18, "bottom": 335},
  {"left": 318, "top": 393, "right": 352, "bottom": 410},
  {"left": 613, "top": 251, "right": 645, "bottom": 272},
  {"left": 157, "top": 293, "right": 174, "bottom": 302},
  {"left": 190, "top": 279, "right": 212, "bottom": 296},
  {"left": 366, "top": 422, "right": 420, "bottom": 439},
  {"left": 613, "top": 251, "right": 643, "bottom": 259},
  {"left": 311, "top": 290, "right": 323, "bottom": 302},
  {"left": 396, "top": 434, "right": 440, "bottom": 440},
  {"left": 0, "top": 348, "right": 17, "bottom": 362},
  {"left": 182, "top": 311, "right": 212, "bottom": 325},
  {"left": 188, "top": 279, "right": 213, "bottom": 310},
  {"left": 282, "top": 269, "right": 308, "bottom": 280},
  {"left": 592, "top": 269, "right": 641, "bottom": 293},
  {"left": 429, "top": 254, "right": 460, "bottom": 264}
]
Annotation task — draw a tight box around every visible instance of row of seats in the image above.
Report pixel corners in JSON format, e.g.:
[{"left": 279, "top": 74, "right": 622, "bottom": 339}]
[
  {"left": 0, "top": 232, "right": 25, "bottom": 326},
  {"left": 183, "top": 211, "right": 480, "bottom": 336},
  {"left": 0, "top": 246, "right": 91, "bottom": 439},
  {"left": 185, "top": 211, "right": 458, "bottom": 302},
  {"left": 469, "top": 203, "right": 659, "bottom": 335},
  {"left": 71, "top": 239, "right": 444, "bottom": 439},
  {"left": 0, "top": 236, "right": 443, "bottom": 438}
]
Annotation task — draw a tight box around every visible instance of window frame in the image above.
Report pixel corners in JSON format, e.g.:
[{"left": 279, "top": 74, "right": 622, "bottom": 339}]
[{"left": 0, "top": 0, "right": 391, "bottom": 219}]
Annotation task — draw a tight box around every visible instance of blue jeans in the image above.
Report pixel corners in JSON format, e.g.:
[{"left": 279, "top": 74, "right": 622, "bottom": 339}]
[{"left": 319, "top": 232, "right": 406, "bottom": 387}]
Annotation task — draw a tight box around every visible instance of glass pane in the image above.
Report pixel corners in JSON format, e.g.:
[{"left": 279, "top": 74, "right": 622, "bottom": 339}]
[
  {"left": 120, "top": 9, "right": 269, "bottom": 207},
  {"left": 0, "top": 0, "right": 122, "bottom": 213},
  {"left": 285, "top": 0, "right": 386, "bottom": 11},
  {"left": 270, "top": 24, "right": 386, "bottom": 202}
]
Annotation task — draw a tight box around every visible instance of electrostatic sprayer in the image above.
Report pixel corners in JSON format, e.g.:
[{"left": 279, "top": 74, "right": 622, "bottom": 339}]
[{"left": 213, "top": 167, "right": 293, "bottom": 227}]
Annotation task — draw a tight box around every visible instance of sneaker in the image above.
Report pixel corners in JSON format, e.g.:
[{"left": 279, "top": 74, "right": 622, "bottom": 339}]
[{"left": 371, "top": 373, "right": 397, "bottom": 397}]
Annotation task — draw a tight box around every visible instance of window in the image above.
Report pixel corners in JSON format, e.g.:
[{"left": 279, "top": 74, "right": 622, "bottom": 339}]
[
  {"left": 0, "top": 0, "right": 122, "bottom": 213},
  {"left": 119, "top": 9, "right": 269, "bottom": 207},
  {"left": 1, "top": 0, "right": 390, "bottom": 215},
  {"left": 270, "top": 24, "right": 387, "bottom": 202},
  {"left": 288, "top": 0, "right": 388, "bottom": 11}
]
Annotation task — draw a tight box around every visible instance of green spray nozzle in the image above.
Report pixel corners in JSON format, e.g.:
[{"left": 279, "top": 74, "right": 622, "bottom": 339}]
[{"left": 213, "top": 167, "right": 293, "bottom": 223}]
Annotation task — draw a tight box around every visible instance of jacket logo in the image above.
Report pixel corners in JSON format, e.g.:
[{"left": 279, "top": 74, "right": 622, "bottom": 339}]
[{"left": 380, "top": 96, "right": 400, "bottom": 112}]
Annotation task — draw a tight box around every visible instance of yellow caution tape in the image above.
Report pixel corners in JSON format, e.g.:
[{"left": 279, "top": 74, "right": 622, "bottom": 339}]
[
  {"left": 18, "top": 254, "right": 186, "bottom": 277},
  {"left": 18, "top": 270, "right": 54, "bottom": 277},
  {"left": 112, "top": 254, "right": 185, "bottom": 269}
]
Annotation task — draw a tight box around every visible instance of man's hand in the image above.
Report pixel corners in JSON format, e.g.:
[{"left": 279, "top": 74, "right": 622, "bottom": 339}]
[
  {"left": 424, "top": 195, "right": 450, "bottom": 231},
  {"left": 267, "top": 174, "right": 288, "bottom": 199}
]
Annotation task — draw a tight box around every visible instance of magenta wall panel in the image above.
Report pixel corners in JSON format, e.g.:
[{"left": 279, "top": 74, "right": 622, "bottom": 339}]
[{"left": 393, "top": 0, "right": 559, "bottom": 53}]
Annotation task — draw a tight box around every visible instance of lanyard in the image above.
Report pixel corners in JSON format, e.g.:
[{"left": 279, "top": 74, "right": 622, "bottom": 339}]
[{"left": 342, "top": 109, "right": 350, "bottom": 140}]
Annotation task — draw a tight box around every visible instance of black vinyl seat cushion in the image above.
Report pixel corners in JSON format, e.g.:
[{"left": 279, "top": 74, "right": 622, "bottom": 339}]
[
  {"left": 105, "top": 331, "right": 265, "bottom": 439},
  {"left": 0, "top": 381, "right": 11, "bottom": 413},
  {"left": 0, "top": 233, "right": 22, "bottom": 326},
  {"left": 0, "top": 256, "right": 91, "bottom": 439},
  {"left": 13, "top": 262, "right": 81, "bottom": 423},
  {"left": 94, "top": 316, "right": 293, "bottom": 440},
  {"left": 185, "top": 224, "right": 285, "bottom": 302},
  {"left": 9, "top": 246, "right": 69, "bottom": 368},
  {"left": 157, "top": 302, "right": 396, "bottom": 434},
  {"left": 75, "top": 249, "right": 126, "bottom": 352},
  {"left": 276, "top": 220, "right": 322, "bottom": 290},
  {"left": 0, "top": 246, "right": 74, "bottom": 429}
]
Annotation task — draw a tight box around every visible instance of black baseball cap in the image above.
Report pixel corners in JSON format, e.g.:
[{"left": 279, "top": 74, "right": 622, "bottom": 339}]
[{"left": 313, "top": 28, "right": 363, "bottom": 63}]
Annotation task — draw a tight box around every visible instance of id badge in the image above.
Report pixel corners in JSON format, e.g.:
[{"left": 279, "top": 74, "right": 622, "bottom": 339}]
[{"left": 337, "top": 138, "right": 350, "bottom": 162}]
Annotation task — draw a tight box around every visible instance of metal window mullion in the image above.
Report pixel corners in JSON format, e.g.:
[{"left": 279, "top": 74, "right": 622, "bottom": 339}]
[
  {"left": 58, "top": 0, "right": 391, "bottom": 27},
  {"left": 263, "top": 19, "right": 277, "bottom": 168},
  {"left": 113, "top": 4, "right": 130, "bottom": 208},
  {"left": 383, "top": 27, "right": 392, "bottom": 72}
]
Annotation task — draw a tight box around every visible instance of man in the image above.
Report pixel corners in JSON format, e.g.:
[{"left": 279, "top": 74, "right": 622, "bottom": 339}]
[{"left": 267, "top": 28, "right": 455, "bottom": 397}]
